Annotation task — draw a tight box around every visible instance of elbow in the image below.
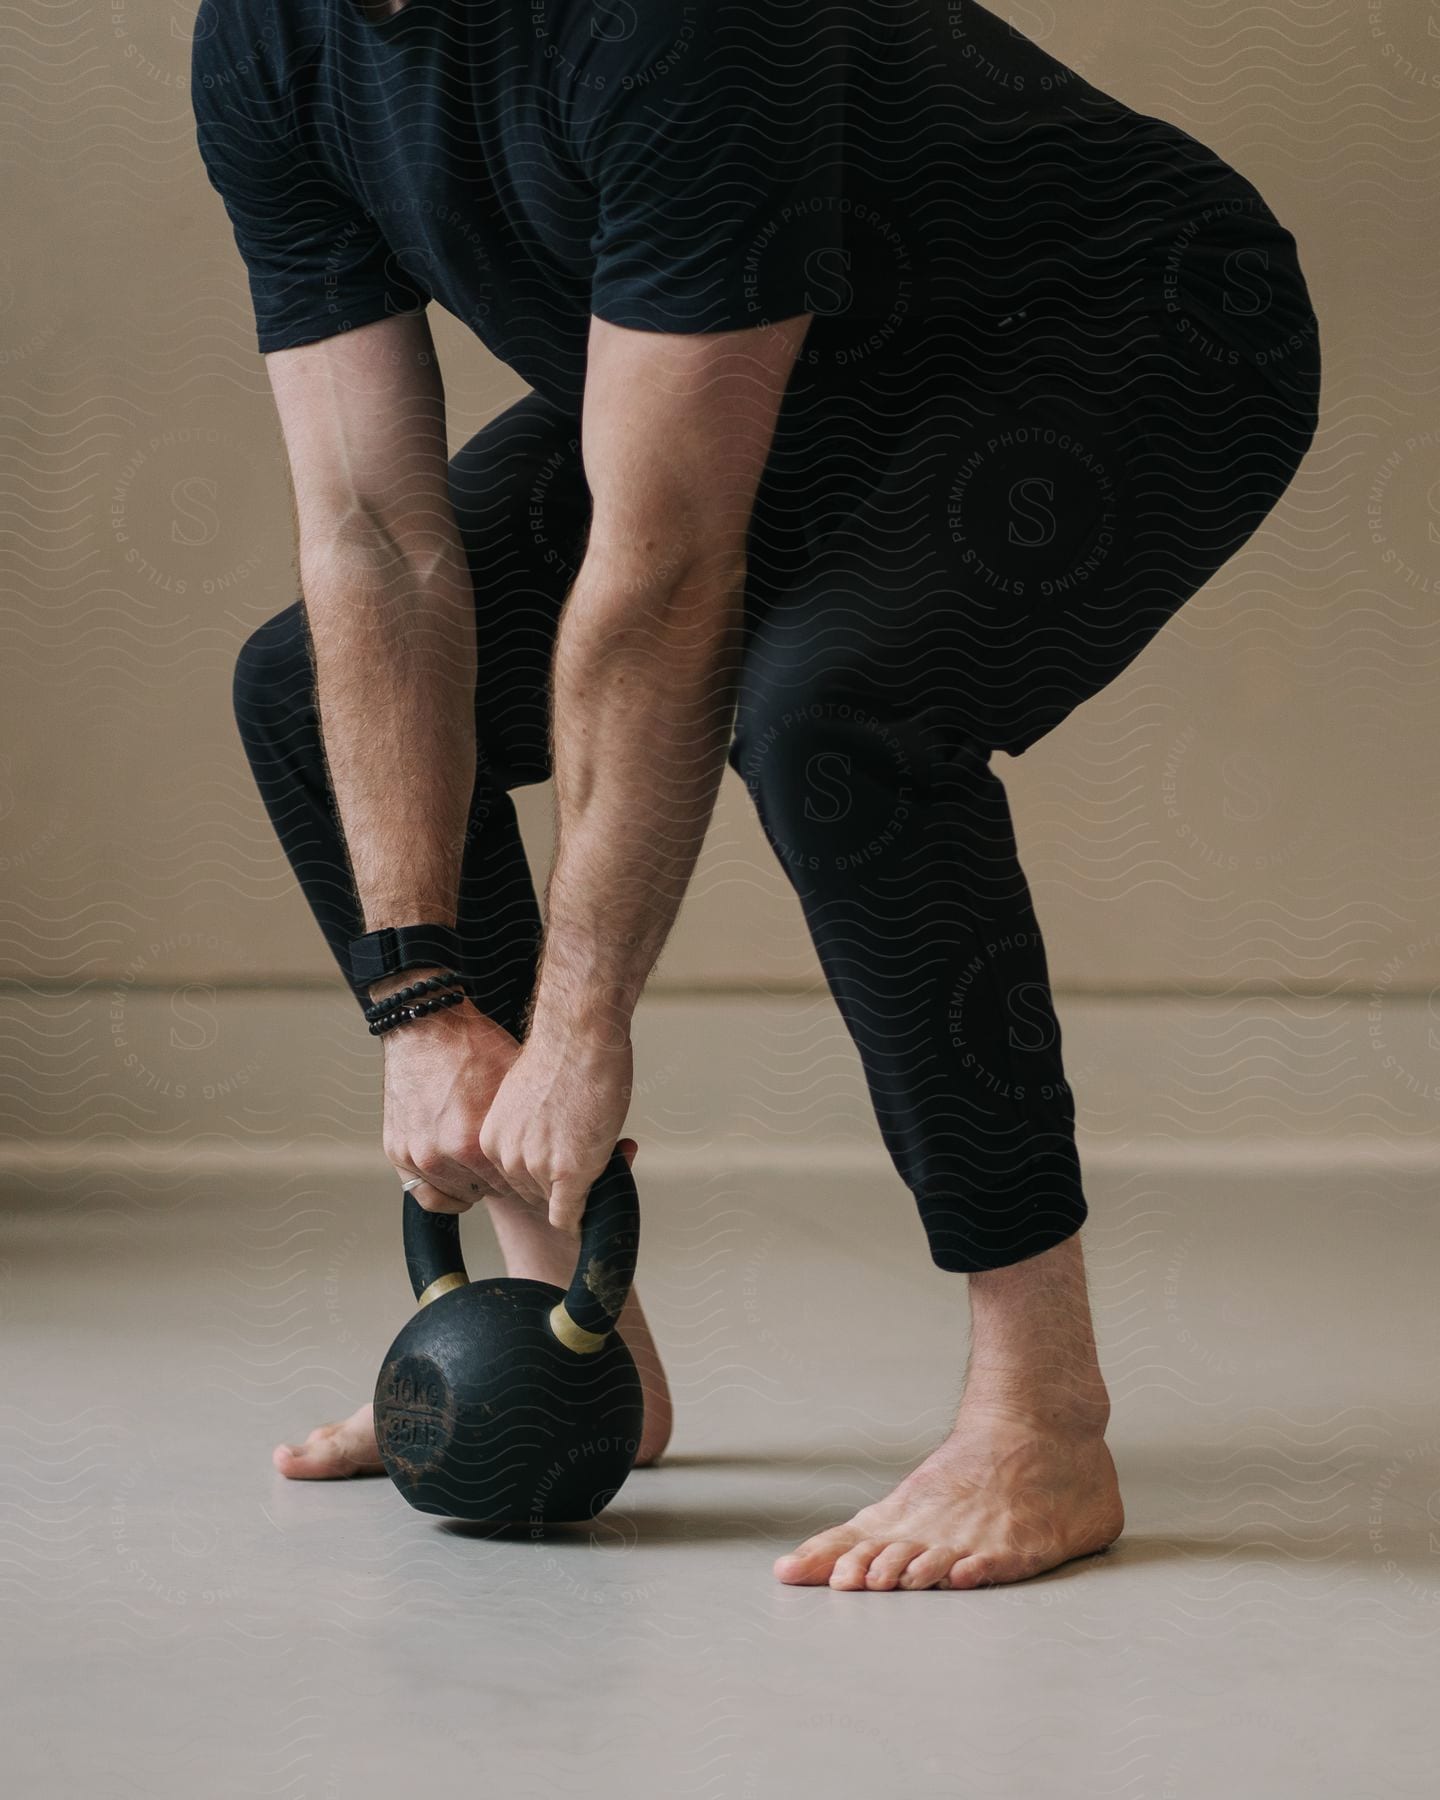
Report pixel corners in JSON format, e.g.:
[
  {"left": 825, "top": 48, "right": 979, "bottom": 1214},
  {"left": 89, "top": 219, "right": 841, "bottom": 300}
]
[
  {"left": 568, "top": 542, "right": 748, "bottom": 671},
  {"left": 578, "top": 533, "right": 748, "bottom": 617},
  {"left": 299, "top": 505, "right": 464, "bottom": 599}
]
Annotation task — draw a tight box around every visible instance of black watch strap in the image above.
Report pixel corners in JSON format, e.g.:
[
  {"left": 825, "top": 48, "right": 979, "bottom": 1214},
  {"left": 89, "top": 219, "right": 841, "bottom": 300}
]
[{"left": 349, "top": 924, "right": 464, "bottom": 989}]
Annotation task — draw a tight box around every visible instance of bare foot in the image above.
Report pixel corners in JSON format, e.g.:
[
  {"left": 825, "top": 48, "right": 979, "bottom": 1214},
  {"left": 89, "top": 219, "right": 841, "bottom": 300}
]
[
  {"left": 274, "top": 1402, "right": 385, "bottom": 1480},
  {"left": 773, "top": 1407, "right": 1124, "bottom": 1591},
  {"left": 273, "top": 1291, "right": 672, "bottom": 1480}
]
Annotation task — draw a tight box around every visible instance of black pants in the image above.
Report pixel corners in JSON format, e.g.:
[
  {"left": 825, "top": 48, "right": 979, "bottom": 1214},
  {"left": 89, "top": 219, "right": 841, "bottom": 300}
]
[{"left": 234, "top": 210, "right": 1320, "bottom": 1274}]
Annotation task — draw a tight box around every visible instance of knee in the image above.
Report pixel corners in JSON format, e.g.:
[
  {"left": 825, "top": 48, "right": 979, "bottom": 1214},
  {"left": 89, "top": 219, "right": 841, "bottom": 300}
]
[
  {"left": 731, "top": 683, "right": 979, "bottom": 866},
  {"left": 734, "top": 681, "right": 893, "bottom": 795},
  {"left": 232, "top": 602, "right": 311, "bottom": 745}
]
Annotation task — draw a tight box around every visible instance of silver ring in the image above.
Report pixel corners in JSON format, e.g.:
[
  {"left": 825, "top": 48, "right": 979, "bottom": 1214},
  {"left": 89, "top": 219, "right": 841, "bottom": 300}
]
[{"left": 401, "top": 1176, "right": 426, "bottom": 1194}]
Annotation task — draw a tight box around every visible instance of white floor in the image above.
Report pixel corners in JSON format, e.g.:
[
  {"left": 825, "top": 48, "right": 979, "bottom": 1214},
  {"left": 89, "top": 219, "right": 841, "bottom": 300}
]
[{"left": 5, "top": 1145, "right": 1438, "bottom": 1797}]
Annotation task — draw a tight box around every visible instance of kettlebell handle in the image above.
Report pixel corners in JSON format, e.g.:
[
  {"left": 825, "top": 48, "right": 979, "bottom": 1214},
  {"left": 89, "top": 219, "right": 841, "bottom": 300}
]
[{"left": 400, "top": 1146, "right": 640, "bottom": 1354}]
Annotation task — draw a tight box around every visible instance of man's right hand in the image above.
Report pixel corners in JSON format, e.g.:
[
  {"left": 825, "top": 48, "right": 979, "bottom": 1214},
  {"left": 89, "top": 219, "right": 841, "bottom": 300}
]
[{"left": 377, "top": 983, "right": 522, "bottom": 1214}]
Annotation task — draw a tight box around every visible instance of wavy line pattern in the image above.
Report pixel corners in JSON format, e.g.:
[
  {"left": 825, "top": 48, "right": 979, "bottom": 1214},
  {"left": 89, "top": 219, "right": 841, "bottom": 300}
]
[{"left": 2, "top": 0, "right": 1437, "bottom": 1791}]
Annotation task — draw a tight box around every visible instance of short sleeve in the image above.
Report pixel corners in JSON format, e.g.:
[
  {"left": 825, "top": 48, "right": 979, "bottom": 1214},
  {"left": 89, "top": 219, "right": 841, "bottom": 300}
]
[
  {"left": 191, "top": 1, "right": 427, "bottom": 354},
  {"left": 572, "top": 4, "right": 849, "bottom": 336}
]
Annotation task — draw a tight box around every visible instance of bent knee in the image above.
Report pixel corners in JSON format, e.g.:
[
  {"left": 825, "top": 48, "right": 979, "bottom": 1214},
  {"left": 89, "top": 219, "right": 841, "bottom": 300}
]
[
  {"left": 731, "top": 684, "right": 990, "bottom": 849},
  {"left": 233, "top": 602, "right": 312, "bottom": 734}
]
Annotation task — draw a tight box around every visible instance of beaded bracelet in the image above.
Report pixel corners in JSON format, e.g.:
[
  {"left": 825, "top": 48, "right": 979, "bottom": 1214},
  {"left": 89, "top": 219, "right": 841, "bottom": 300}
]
[
  {"left": 362, "top": 970, "right": 463, "bottom": 1025},
  {"left": 368, "top": 987, "right": 468, "bottom": 1037}
]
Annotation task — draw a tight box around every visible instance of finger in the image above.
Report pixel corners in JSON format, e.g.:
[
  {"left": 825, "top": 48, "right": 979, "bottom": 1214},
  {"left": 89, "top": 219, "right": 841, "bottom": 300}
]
[
  {"left": 475, "top": 1127, "right": 546, "bottom": 1211},
  {"left": 398, "top": 1173, "right": 471, "bottom": 1216},
  {"left": 394, "top": 1153, "right": 482, "bottom": 1214},
  {"left": 451, "top": 1149, "right": 525, "bottom": 1209},
  {"left": 619, "top": 1138, "right": 638, "bottom": 1170},
  {"left": 507, "top": 1159, "right": 554, "bottom": 1202},
  {"left": 491, "top": 1158, "right": 549, "bottom": 1210},
  {"left": 468, "top": 1152, "right": 536, "bottom": 1209},
  {"left": 547, "top": 1174, "right": 591, "bottom": 1236},
  {"left": 469, "top": 1134, "right": 530, "bottom": 1208}
]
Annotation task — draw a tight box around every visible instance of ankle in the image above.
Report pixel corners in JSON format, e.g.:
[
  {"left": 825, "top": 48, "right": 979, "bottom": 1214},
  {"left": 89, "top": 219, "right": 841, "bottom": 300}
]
[
  {"left": 481, "top": 1192, "right": 573, "bottom": 1287},
  {"left": 957, "top": 1366, "right": 1112, "bottom": 1439}
]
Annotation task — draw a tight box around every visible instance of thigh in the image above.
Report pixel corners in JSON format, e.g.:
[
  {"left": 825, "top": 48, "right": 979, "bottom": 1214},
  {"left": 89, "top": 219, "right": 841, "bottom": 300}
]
[
  {"left": 447, "top": 389, "right": 590, "bottom": 786},
  {"left": 966, "top": 306, "right": 1318, "bottom": 755},
  {"left": 742, "top": 286, "right": 1318, "bottom": 760}
]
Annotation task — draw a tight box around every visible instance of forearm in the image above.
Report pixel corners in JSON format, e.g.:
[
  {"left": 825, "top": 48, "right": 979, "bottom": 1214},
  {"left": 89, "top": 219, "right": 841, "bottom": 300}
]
[
  {"left": 532, "top": 549, "right": 747, "bottom": 1038},
  {"left": 300, "top": 519, "right": 476, "bottom": 942}
]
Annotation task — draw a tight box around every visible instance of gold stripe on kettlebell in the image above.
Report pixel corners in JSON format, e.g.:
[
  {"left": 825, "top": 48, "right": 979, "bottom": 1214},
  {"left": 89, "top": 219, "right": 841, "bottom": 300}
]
[
  {"left": 549, "top": 1303, "right": 609, "bottom": 1355},
  {"left": 416, "top": 1271, "right": 469, "bottom": 1309}
]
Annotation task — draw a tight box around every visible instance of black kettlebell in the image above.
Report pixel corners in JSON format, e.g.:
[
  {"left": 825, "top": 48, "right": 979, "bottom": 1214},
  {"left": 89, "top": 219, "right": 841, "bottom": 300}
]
[{"left": 373, "top": 1146, "right": 644, "bottom": 1525}]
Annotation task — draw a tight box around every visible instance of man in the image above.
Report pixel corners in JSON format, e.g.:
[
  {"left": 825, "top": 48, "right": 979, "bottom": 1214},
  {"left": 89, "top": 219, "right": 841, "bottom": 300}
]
[{"left": 193, "top": 0, "right": 1319, "bottom": 1590}]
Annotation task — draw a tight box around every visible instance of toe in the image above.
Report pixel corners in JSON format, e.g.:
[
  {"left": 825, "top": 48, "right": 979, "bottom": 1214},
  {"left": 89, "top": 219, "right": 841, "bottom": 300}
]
[
  {"left": 945, "top": 1551, "right": 1043, "bottom": 1589},
  {"left": 274, "top": 1431, "right": 343, "bottom": 1480},
  {"left": 274, "top": 1412, "right": 381, "bottom": 1481},
  {"left": 898, "top": 1546, "right": 961, "bottom": 1591},
  {"left": 944, "top": 1554, "right": 990, "bottom": 1590},
  {"left": 829, "top": 1539, "right": 888, "bottom": 1591},
  {"left": 948, "top": 1554, "right": 1005, "bottom": 1589},
  {"left": 273, "top": 1439, "right": 320, "bottom": 1478},
  {"left": 774, "top": 1528, "right": 859, "bottom": 1586},
  {"left": 865, "top": 1542, "right": 925, "bottom": 1591}
]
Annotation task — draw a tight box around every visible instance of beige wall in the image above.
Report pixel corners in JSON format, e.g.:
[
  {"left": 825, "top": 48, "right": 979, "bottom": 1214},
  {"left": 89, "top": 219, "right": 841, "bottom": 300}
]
[{"left": 1, "top": 0, "right": 1434, "bottom": 999}]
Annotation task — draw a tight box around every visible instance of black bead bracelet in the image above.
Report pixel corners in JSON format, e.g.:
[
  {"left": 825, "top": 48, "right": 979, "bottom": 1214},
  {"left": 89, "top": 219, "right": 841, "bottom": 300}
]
[
  {"left": 364, "top": 969, "right": 470, "bottom": 1037},
  {"left": 362, "top": 969, "right": 463, "bottom": 1024},
  {"left": 368, "top": 988, "right": 468, "bottom": 1037}
]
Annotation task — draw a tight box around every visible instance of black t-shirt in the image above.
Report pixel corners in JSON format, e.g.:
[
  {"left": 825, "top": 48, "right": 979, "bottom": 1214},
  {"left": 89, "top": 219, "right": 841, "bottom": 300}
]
[{"left": 191, "top": 0, "right": 1247, "bottom": 411}]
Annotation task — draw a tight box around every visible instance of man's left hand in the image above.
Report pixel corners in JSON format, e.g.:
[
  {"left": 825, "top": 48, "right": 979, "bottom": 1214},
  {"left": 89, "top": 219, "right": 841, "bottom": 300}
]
[{"left": 477, "top": 1023, "right": 636, "bottom": 1233}]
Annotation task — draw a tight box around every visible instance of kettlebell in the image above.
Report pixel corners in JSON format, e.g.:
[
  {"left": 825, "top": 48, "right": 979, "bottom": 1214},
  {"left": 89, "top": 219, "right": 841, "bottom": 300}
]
[{"left": 373, "top": 1146, "right": 644, "bottom": 1525}]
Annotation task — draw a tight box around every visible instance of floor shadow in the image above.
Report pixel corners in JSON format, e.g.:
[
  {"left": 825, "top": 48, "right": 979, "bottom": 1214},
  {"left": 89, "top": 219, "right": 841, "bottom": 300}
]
[
  {"left": 644, "top": 1449, "right": 877, "bottom": 1474},
  {"left": 1110, "top": 1530, "right": 1439, "bottom": 1576},
  {"left": 438, "top": 1500, "right": 792, "bottom": 1545}
]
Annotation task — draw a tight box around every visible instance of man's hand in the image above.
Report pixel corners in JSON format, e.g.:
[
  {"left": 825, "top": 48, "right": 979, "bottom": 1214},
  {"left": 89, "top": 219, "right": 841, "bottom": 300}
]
[
  {"left": 477, "top": 1019, "right": 636, "bottom": 1234},
  {"left": 381, "top": 998, "right": 523, "bottom": 1214}
]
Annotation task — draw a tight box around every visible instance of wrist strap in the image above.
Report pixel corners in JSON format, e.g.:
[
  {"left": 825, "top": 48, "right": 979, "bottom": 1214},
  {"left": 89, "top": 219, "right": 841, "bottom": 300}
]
[{"left": 349, "top": 923, "right": 464, "bottom": 988}]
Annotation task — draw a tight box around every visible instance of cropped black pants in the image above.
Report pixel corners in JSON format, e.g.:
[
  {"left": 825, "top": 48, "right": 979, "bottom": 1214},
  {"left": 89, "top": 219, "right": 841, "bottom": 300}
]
[{"left": 234, "top": 205, "right": 1319, "bottom": 1273}]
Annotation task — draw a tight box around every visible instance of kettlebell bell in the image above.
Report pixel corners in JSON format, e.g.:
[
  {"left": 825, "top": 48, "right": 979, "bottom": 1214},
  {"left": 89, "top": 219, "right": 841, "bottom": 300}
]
[{"left": 373, "top": 1146, "right": 644, "bottom": 1525}]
